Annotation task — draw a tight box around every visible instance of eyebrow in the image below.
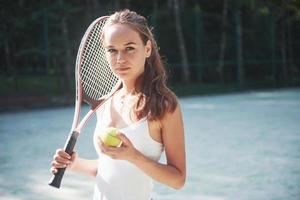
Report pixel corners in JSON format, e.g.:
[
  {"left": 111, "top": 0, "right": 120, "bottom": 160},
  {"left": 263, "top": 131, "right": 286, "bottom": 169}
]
[
  {"left": 124, "top": 42, "right": 137, "bottom": 46},
  {"left": 106, "top": 42, "right": 137, "bottom": 48}
]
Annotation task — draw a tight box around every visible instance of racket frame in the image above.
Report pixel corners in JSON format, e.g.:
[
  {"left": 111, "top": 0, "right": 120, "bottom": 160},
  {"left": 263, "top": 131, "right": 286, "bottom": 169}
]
[{"left": 49, "top": 16, "right": 120, "bottom": 188}]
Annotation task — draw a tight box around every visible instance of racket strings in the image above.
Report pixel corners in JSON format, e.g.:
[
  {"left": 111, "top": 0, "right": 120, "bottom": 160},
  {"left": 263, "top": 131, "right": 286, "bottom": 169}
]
[
  {"left": 83, "top": 24, "right": 106, "bottom": 97},
  {"left": 87, "top": 22, "right": 117, "bottom": 97},
  {"left": 80, "top": 19, "right": 119, "bottom": 100}
]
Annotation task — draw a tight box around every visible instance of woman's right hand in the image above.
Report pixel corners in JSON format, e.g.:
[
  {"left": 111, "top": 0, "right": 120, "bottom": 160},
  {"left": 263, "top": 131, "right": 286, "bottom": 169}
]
[{"left": 50, "top": 149, "right": 77, "bottom": 174}]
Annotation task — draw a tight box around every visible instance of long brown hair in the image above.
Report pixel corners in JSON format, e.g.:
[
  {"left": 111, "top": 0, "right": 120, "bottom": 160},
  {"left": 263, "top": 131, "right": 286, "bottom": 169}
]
[{"left": 105, "top": 9, "right": 177, "bottom": 120}]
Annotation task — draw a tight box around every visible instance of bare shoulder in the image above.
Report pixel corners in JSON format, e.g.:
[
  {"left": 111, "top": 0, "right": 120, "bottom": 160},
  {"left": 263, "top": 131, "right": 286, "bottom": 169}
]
[
  {"left": 161, "top": 103, "right": 183, "bottom": 128},
  {"left": 160, "top": 103, "right": 185, "bottom": 147},
  {"left": 147, "top": 103, "right": 185, "bottom": 145}
]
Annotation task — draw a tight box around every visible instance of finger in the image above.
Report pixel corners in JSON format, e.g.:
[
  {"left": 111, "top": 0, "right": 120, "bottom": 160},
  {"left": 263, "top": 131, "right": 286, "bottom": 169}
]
[
  {"left": 99, "top": 143, "right": 108, "bottom": 154},
  {"left": 100, "top": 145, "right": 119, "bottom": 158},
  {"left": 104, "top": 144, "right": 119, "bottom": 152},
  {"left": 51, "top": 160, "right": 67, "bottom": 168},
  {"left": 54, "top": 154, "right": 71, "bottom": 164},
  {"left": 50, "top": 167, "right": 57, "bottom": 174},
  {"left": 56, "top": 149, "right": 71, "bottom": 159},
  {"left": 100, "top": 144, "right": 114, "bottom": 154},
  {"left": 118, "top": 133, "right": 131, "bottom": 146},
  {"left": 57, "top": 157, "right": 71, "bottom": 165}
]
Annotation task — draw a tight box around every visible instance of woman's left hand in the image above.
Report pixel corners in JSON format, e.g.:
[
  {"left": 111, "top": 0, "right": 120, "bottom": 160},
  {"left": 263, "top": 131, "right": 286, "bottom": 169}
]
[{"left": 98, "top": 133, "right": 140, "bottom": 162}]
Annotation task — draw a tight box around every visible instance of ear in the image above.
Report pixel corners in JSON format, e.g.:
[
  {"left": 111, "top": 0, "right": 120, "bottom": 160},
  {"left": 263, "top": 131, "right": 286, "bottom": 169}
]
[{"left": 145, "top": 40, "right": 152, "bottom": 58}]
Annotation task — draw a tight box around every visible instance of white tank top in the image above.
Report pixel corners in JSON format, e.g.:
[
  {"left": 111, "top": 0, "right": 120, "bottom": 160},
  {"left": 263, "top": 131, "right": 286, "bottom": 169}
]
[{"left": 93, "top": 97, "right": 164, "bottom": 200}]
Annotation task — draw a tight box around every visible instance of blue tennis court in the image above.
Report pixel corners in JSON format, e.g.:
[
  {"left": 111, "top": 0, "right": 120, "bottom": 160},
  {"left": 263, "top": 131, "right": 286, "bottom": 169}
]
[{"left": 0, "top": 88, "right": 299, "bottom": 200}]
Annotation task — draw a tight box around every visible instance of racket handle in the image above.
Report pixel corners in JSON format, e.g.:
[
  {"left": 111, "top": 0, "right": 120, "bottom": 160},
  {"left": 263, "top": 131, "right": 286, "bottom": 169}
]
[{"left": 49, "top": 131, "right": 79, "bottom": 188}]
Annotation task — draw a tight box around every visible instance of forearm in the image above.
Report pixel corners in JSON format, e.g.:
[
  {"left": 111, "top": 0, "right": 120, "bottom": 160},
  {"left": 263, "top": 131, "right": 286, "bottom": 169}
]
[
  {"left": 70, "top": 157, "right": 98, "bottom": 177},
  {"left": 130, "top": 152, "right": 185, "bottom": 189}
]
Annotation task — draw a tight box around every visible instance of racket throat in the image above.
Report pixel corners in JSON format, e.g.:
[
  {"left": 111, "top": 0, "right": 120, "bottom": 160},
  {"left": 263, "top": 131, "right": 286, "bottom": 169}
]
[{"left": 83, "top": 93, "right": 104, "bottom": 110}]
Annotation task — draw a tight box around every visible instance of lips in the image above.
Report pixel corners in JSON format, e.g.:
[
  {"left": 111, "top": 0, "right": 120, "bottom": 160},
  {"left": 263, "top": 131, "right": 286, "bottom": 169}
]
[{"left": 115, "top": 66, "right": 130, "bottom": 72}]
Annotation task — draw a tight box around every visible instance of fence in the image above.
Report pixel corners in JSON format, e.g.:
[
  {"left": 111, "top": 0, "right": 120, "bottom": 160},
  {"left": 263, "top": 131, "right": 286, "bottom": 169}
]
[{"left": 1, "top": 5, "right": 299, "bottom": 96}]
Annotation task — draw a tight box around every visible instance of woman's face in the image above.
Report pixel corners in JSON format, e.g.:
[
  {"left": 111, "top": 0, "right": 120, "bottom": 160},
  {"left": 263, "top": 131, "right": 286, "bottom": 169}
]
[{"left": 103, "top": 24, "right": 151, "bottom": 82}]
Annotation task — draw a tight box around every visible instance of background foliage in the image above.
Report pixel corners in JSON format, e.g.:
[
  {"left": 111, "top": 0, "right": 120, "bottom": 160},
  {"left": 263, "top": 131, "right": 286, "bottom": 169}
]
[{"left": 1, "top": 0, "right": 300, "bottom": 107}]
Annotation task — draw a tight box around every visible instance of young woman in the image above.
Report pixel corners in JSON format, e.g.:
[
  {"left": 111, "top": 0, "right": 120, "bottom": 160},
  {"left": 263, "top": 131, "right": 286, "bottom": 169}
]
[{"left": 51, "top": 9, "right": 186, "bottom": 200}]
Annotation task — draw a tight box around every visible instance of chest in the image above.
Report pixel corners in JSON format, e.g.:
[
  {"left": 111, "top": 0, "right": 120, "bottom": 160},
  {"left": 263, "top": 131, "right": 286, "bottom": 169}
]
[{"left": 96, "top": 97, "right": 163, "bottom": 144}]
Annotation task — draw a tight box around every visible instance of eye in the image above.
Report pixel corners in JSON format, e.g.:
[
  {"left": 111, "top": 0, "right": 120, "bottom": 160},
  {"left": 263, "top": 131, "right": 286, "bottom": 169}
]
[
  {"left": 107, "top": 48, "right": 117, "bottom": 53},
  {"left": 126, "top": 46, "right": 135, "bottom": 52}
]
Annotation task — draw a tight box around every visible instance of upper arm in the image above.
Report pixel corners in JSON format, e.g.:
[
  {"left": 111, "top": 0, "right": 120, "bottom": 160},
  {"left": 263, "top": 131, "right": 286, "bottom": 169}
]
[{"left": 161, "top": 103, "right": 186, "bottom": 176}]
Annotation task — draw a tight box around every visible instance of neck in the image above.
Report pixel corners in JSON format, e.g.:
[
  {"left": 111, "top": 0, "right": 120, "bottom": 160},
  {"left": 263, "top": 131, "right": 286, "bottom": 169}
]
[{"left": 120, "top": 80, "right": 139, "bottom": 95}]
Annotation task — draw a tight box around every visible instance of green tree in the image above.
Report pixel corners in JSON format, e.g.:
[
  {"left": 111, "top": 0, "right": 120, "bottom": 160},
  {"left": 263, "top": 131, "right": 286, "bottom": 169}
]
[
  {"left": 217, "top": 0, "right": 229, "bottom": 83},
  {"left": 172, "top": 0, "right": 191, "bottom": 83}
]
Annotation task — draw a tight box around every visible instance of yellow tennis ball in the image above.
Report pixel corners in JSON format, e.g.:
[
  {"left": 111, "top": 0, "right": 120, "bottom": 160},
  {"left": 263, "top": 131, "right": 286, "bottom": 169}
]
[{"left": 98, "top": 127, "right": 121, "bottom": 147}]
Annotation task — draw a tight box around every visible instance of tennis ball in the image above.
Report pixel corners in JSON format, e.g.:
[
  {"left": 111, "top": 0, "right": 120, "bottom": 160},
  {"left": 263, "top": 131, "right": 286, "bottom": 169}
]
[{"left": 98, "top": 127, "right": 121, "bottom": 147}]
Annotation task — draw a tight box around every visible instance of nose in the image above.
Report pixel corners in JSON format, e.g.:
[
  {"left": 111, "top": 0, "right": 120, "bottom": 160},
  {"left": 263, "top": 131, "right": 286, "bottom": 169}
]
[{"left": 116, "top": 52, "right": 125, "bottom": 63}]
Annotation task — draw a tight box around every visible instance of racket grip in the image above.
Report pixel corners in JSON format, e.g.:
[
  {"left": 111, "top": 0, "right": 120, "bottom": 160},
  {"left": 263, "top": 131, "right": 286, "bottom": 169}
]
[{"left": 48, "top": 131, "right": 79, "bottom": 188}]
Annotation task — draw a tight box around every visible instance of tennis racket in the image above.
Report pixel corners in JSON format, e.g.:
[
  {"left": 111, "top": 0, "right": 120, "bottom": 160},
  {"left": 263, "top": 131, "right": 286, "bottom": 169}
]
[{"left": 49, "top": 16, "right": 120, "bottom": 188}]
